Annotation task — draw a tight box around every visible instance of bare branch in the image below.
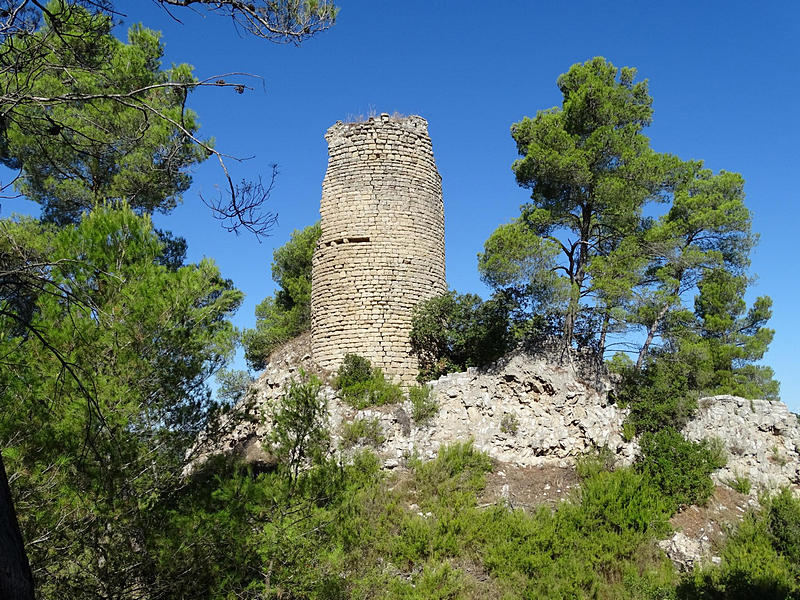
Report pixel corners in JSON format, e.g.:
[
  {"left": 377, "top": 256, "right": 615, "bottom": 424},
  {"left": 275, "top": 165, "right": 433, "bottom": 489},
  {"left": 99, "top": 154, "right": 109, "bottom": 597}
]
[
  {"left": 155, "top": 0, "right": 337, "bottom": 45},
  {"left": 200, "top": 165, "right": 279, "bottom": 240}
]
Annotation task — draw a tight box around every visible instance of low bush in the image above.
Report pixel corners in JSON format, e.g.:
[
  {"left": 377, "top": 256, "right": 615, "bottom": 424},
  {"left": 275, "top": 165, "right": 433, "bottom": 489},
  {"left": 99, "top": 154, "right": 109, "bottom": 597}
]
[
  {"left": 637, "top": 428, "right": 726, "bottom": 510},
  {"left": 335, "top": 353, "right": 372, "bottom": 389},
  {"left": 410, "top": 441, "right": 494, "bottom": 503},
  {"left": 479, "top": 465, "right": 676, "bottom": 599},
  {"left": 410, "top": 291, "right": 513, "bottom": 382},
  {"left": 678, "top": 489, "right": 800, "bottom": 599},
  {"left": 575, "top": 446, "right": 617, "bottom": 479},
  {"left": 340, "top": 417, "right": 385, "bottom": 449},
  {"left": 500, "top": 412, "right": 519, "bottom": 435},
  {"left": 334, "top": 353, "right": 404, "bottom": 409},
  {"left": 726, "top": 473, "right": 752, "bottom": 495},
  {"left": 768, "top": 488, "right": 800, "bottom": 563},
  {"left": 409, "top": 385, "right": 438, "bottom": 425}
]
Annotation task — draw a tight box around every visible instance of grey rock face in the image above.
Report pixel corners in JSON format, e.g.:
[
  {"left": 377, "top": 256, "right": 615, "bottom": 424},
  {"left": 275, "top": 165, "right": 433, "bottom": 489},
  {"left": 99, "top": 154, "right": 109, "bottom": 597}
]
[
  {"left": 683, "top": 394, "right": 800, "bottom": 492},
  {"left": 195, "top": 334, "right": 800, "bottom": 496},
  {"left": 199, "top": 335, "right": 638, "bottom": 470}
]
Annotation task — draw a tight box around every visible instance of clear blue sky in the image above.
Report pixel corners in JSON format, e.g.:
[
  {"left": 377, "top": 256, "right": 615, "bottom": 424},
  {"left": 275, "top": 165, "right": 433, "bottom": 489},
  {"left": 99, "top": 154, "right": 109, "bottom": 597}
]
[{"left": 8, "top": 1, "right": 799, "bottom": 409}]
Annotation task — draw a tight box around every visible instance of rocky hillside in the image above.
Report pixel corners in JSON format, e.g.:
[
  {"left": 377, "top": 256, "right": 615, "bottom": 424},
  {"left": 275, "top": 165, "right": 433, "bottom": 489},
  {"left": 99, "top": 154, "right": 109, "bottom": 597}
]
[{"left": 200, "top": 333, "right": 799, "bottom": 499}]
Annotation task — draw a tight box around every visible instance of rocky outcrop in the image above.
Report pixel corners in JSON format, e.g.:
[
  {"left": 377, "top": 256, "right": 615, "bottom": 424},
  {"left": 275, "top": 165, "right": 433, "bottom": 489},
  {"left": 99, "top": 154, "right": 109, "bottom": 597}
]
[
  {"left": 195, "top": 335, "right": 799, "bottom": 493},
  {"left": 190, "top": 335, "right": 800, "bottom": 575},
  {"left": 194, "top": 335, "right": 637, "bottom": 470},
  {"left": 368, "top": 351, "right": 636, "bottom": 468},
  {"left": 683, "top": 395, "right": 800, "bottom": 492}
]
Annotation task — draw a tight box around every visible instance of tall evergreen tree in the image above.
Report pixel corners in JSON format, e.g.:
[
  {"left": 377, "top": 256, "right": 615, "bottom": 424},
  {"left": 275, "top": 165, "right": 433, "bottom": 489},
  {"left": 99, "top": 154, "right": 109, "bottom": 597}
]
[
  {"left": 503, "top": 56, "right": 681, "bottom": 348},
  {"left": 678, "top": 268, "right": 778, "bottom": 399},
  {"left": 0, "top": 206, "right": 243, "bottom": 597},
  {"left": 603, "top": 167, "right": 756, "bottom": 368},
  {"left": 0, "top": 5, "right": 207, "bottom": 225}
]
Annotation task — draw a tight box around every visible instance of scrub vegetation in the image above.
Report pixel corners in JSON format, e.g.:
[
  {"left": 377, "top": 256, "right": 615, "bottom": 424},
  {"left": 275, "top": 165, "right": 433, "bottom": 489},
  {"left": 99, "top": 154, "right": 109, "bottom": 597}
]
[{"left": 0, "top": 3, "right": 793, "bottom": 598}]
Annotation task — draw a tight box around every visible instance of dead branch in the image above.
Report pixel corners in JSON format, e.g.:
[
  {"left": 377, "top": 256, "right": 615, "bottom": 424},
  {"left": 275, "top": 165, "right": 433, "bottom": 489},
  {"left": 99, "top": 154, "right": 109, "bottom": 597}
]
[{"left": 154, "top": 0, "right": 337, "bottom": 44}]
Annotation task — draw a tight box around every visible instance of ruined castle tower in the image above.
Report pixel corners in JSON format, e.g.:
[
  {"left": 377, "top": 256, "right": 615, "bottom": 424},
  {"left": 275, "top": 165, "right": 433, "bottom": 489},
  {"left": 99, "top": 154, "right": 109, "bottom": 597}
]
[{"left": 311, "top": 114, "right": 447, "bottom": 384}]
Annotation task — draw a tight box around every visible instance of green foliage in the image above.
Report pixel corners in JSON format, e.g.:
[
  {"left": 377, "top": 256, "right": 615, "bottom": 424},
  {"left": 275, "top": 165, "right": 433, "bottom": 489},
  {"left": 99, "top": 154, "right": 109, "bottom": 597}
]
[
  {"left": 479, "top": 466, "right": 675, "bottom": 599},
  {"left": 335, "top": 352, "right": 374, "bottom": 388},
  {"left": 504, "top": 56, "right": 683, "bottom": 347},
  {"left": 614, "top": 357, "right": 698, "bottom": 434},
  {"left": 385, "top": 561, "right": 471, "bottom": 599},
  {"left": 0, "top": 205, "right": 243, "bottom": 599},
  {"left": 137, "top": 440, "right": 698, "bottom": 599},
  {"left": 340, "top": 417, "right": 385, "bottom": 449},
  {"left": 485, "top": 55, "right": 779, "bottom": 403},
  {"left": 267, "top": 372, "right": 330, "bottom": 479},
  {"left": 678, "top": 489, "right": 800, "bottom": 599},
  {"left": 676, "top": 268, "right": 779, "bottom": 400},
  {"left": 500, "top": 412, "right": 519, "bottom": 435},
  {"left": 409, "top": 385, "right": 438, "bottom": 425},
  {"left": 0, "top": 4, "right": 208, "bottom": 224},
  {"left": 334, "top": 354, "right": 404, "bottom": 409},
  {"left": 410, "top": 441, "right": 494, "bottom": 502},
  {"left": 242, "top": 222, "right": 322, "bottom": 369},
  {"left": 726, "top": 473, "right": 752, "bottom": 495},
  {"left": 575, "top": 446, "right": 618, "bottom": 479},
  {"left": 625, "top": 166, "right": 757, "bottom": 368},
  {"left": 409, "top": 290, "right": 513, "bottom": 382},
  {"left": 478, "top": 218, "right": 569, "bottom": 326},
  {"left": 215, "top": 368, "right": 255, "bottom": 404},
  {"left": 637, "top": 429, "right": 726, "bottom": 510},
  {"left": 768, "top": 488, "right": 800, "bottom": 563}
]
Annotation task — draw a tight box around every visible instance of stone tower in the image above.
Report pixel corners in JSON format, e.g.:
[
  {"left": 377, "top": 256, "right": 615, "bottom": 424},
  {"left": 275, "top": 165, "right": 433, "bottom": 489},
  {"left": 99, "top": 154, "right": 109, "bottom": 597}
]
[{"left": 311, "top": 114, "right": 447, "bottom": 384}]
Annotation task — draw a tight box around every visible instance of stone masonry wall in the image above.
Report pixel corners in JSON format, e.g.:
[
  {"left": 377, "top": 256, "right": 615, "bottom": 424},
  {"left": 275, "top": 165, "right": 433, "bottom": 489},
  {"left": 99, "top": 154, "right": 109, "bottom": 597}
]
[{"left": 311, "top": 114, "right": 447, "bottom": 384}]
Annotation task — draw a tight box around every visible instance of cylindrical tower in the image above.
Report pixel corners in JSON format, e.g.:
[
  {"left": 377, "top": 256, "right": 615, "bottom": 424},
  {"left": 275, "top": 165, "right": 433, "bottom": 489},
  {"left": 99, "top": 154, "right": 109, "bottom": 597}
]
[{"left": 311, "top": 114, "right": 446, "bottom": 384}]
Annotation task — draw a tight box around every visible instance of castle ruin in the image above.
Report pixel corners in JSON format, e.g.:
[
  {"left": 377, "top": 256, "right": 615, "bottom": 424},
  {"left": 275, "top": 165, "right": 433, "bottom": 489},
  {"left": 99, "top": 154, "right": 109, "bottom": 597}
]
[{"left": 311, "top": 114, "right": 447, "bottom": 384}]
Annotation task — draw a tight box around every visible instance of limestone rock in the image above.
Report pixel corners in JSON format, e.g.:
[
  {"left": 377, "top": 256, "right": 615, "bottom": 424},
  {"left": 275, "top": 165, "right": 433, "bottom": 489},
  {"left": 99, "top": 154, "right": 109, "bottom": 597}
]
[{"left": 683, "top": 394, "right": 800, "bottom": 493}]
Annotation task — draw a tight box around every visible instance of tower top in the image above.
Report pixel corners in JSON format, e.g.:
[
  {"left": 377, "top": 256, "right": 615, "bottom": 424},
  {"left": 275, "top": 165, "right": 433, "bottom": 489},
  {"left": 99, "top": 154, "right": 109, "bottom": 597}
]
[{"left": 325, "top": 113, "right": 429, "bottom": 143}]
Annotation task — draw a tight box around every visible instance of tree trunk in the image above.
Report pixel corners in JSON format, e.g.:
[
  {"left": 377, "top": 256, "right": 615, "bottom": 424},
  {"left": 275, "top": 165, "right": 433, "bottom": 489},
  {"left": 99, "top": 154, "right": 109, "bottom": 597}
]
[
  {"left": 636, "top": 302, "right": 671, "bottom": 370},
  {"left": 0, "top": 451, "right": 35, "bottom": 600},
  {"left": 598, "top": 311, "right": 609, "bottom": 359},
  {"left": 563, "top": 206, "right": 592, "bottom": 348}
]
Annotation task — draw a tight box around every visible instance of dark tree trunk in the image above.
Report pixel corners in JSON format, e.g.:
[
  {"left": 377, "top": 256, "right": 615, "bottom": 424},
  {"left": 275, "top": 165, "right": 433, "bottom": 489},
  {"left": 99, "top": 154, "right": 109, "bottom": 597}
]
[
  {"left": 598, "top": 311, "right": 610, "bottom": 359},
  {"left": 0, "top": 451, "right": 35, "bottom": 600},
  {"left": 564, "top": 204, "right": 592, "bottom": 348},
  {"left": 636, "top": 303, "right": 669, "bottom": 370}
]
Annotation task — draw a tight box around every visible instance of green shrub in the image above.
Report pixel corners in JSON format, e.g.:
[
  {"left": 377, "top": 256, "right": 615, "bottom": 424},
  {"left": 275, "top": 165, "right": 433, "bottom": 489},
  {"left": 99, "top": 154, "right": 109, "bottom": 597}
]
[
  {"left": 479, "top": 466, "right": 675, "bottom": 599},
  {"left": 726, "top": 473, "right": 752, "bottom": 495},
  {"left": 409, "top": 291, "right": 513, "bottom": 382},
  {"left": 242, "top": 223, "right": 321, "bottom": 369},
  {"left": 637, "top": 428, "right": 726, "bottom": 510},
  {"left": 500, "top": 412, "right": 519, "bottom": 435},
  {"left": 678, "top": 491, "right": 800, "bottom": 599},
  {"left": 409, "top": 385, "right": 438, "bottom": 425},
  {"left": 767, "top": 488, "right": 800, "bottom": 563},
  {"left": 613, "top": 357, "right": 698, "bottom": 435},
  {"left": 335, "top": 353, "right": 373, "bottom": 388},
  {"left": 334, "top": 354, "right": 404, "bottom": 409},
  {"left": 411, "top": 441, "right": 494, "bottom": 502},
  {"left": 388, "top": 561, "right": 471, "bottom": 599},
  {"left": 575, "top": 446, "right": 617, "bottom": 479},
  {"left": 340, "top": 417, "right": 385, "bottom": 449}
]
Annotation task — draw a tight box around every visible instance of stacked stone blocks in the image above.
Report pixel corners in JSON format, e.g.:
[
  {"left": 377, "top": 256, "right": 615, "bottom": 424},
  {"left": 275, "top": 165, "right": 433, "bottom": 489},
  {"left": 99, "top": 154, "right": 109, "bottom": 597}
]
[{"left": 311, "top": 114, "right": 446, "bottom": 384}]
